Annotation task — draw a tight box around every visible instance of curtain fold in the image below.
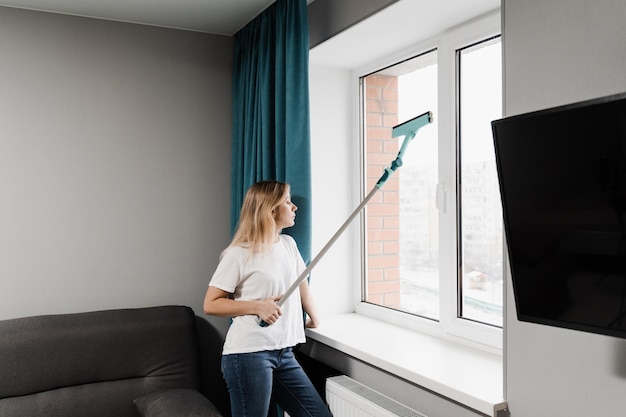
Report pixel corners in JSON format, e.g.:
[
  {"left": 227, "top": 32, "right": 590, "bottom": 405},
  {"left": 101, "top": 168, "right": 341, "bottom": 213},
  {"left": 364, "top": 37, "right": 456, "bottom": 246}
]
[{"left": 231, "top": 0, "right": 312, "bottom": 263}]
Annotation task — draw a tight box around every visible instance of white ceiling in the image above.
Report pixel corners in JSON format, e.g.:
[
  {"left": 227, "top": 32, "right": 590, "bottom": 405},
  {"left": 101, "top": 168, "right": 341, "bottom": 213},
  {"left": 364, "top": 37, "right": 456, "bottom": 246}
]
[{"left": 0, "top": 0, "right": 279, "bottom": 35}]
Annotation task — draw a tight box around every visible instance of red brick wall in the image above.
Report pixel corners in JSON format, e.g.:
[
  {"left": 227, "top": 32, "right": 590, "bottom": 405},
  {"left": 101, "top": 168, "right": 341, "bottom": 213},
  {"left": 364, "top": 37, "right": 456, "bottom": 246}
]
[{"left": 364, "top": 74, "right": 400, "bottom": 308}]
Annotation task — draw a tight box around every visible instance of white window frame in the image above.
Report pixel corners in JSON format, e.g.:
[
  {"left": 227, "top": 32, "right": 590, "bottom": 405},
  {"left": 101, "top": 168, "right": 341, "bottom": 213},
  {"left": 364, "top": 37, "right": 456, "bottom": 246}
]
[{"left": 353, "top": 12, "right": 503, "bottom": 351}]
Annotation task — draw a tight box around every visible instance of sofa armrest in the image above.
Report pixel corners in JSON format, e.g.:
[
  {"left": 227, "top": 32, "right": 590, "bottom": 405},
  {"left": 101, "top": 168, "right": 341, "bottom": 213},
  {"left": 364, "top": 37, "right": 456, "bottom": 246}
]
[{"left": 133, "top": 389, "right": 223, "bottom": 417}]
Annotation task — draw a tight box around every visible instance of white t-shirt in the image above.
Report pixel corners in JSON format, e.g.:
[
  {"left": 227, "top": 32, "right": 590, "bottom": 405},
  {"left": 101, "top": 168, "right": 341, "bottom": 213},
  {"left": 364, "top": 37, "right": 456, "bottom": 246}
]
[{"left": 209, "top": 234, "right": 307, "bottom": 355}]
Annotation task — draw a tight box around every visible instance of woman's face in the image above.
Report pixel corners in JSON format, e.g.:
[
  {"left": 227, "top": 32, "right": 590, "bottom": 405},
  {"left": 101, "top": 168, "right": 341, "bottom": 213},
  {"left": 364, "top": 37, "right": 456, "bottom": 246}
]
[{"left": 273, "top": 192, "right": 298, "bottom": 231}]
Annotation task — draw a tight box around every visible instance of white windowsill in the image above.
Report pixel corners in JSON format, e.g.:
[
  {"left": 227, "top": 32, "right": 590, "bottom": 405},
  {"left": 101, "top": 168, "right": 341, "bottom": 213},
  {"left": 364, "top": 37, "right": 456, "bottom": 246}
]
[{"left": 305, "top": 313, "right": 506, "bottom": 416}]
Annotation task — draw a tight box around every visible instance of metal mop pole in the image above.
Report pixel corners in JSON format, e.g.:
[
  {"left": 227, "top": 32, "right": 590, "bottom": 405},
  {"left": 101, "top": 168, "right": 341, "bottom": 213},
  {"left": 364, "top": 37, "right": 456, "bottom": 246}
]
[{"left": 260, "top": 111, "right": 433, "bottom": 326}]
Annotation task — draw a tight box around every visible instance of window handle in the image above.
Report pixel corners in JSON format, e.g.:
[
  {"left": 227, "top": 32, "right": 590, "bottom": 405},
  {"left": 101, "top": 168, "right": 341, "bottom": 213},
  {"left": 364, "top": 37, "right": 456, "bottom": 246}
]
[{"left": 436, "top": 181, "right": 447, "bottom": 213}]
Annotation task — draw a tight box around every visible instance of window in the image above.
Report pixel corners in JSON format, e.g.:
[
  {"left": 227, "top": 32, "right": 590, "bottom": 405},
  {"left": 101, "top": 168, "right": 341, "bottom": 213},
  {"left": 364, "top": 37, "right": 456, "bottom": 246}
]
[
  {"left": 362, "top": 50, "right": 440, "bottom": 321},
  {"left": 458, "top": 37, "right": 503, "bottom": 327},
  {"left": 358, "top": 19, "right": 502, "bottom": 346}
]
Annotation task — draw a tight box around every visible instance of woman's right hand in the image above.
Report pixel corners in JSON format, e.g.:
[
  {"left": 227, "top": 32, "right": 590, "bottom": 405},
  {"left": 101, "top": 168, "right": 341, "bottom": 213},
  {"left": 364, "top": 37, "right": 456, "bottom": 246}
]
[{"left": 257, "top": 295, "right": 283, "bottom": 325}]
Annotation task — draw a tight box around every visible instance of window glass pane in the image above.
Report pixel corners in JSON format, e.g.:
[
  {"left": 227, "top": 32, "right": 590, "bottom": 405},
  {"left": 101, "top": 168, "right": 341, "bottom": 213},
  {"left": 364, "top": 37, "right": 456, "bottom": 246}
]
[
  {"left": 363, "top": 50, "right": 439, "bottom": 320},
  {"left": 458, "top": 37, "right": 503, "bottom": 326}
]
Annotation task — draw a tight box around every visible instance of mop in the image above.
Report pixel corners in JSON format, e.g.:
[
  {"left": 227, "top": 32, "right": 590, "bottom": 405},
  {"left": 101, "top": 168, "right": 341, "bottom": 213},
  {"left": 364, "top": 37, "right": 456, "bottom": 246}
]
[{"left": 261, "top": 111, "right": 433, "bottom": 326}]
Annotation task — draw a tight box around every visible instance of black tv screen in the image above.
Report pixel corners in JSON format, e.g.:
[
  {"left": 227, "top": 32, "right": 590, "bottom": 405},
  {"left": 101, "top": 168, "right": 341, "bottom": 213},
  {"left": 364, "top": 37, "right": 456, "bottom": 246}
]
[{"left": 492, "top": 92, "right": 626, "bottom": 339}]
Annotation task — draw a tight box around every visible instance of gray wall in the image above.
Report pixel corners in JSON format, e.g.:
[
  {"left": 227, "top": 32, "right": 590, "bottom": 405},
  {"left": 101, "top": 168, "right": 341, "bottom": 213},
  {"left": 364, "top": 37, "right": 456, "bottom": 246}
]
[
  {"left": 502, "top": 0, "right": 626, "bottom": 416},
  {"left": 0, "top": 0, "right": 396, "bottom": 332},
  {"left": 0, "top": 7, "right": 232, "bottom": 333}
]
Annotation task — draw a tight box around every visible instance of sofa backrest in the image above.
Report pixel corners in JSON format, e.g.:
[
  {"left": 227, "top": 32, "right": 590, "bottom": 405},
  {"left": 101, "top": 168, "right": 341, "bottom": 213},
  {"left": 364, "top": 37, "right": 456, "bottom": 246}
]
[{"left": 0, "top": 305, "right": 201, "bottom": 417}]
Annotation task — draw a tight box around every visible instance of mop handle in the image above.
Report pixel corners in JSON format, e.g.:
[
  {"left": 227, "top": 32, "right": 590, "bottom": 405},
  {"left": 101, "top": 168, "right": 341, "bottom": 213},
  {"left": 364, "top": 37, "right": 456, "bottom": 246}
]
[
  {"left": 259, "top": 188, "right": 379, "bottom": 327},
  {"left": 259, "top": 111, "right": 432, "bottom": 327},
  {"left": 279, "top": 187, "right": 378, "bottom": 306}
]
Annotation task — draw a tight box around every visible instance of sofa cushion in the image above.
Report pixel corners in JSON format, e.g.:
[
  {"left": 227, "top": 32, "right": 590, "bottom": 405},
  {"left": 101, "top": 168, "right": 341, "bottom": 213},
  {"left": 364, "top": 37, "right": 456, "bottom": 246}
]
[{"left": 134, "top": 388, "right": 222, "bottom": 417}]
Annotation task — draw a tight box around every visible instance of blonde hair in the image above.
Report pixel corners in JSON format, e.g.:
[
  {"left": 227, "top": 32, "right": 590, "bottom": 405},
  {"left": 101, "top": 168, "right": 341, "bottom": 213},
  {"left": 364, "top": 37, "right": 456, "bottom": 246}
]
[{"left": 228, "top": 180, "right": 290, "bottom": 255}]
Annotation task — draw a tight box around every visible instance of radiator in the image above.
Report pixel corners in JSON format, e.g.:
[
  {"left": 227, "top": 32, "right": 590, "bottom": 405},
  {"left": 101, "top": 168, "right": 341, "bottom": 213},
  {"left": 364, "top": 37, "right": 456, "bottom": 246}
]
[{"left": 326, "top": 375, "right": 429, "bottom": 417}]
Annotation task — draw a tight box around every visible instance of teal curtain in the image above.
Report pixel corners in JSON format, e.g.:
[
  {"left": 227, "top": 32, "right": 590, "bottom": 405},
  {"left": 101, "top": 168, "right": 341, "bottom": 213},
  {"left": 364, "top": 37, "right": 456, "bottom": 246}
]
[{"left": 231, "top": 0, "right": 312, "bottom": 263}]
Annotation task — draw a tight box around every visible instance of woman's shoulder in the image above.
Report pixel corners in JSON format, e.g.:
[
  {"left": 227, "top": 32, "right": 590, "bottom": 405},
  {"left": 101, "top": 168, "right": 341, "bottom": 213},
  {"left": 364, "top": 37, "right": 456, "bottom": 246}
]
[
  {"left": 278, "top": 234, "right": 297, "bottom": 246},
  {"left": 278, "top": 234, "right": 301, "bottom": 256},
  {"left": 221, "top": 244, "right": 250, "bottom": 261}
]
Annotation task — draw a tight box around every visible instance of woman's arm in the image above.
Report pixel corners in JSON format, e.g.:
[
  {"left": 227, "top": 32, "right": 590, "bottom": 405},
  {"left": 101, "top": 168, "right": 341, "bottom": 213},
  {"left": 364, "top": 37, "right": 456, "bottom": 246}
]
[
  {"left": 203, "top": 286, "right": 284, "bottom": 325},
  {"left": 299, "top": 280, "right": 321, "bottom": 328}
]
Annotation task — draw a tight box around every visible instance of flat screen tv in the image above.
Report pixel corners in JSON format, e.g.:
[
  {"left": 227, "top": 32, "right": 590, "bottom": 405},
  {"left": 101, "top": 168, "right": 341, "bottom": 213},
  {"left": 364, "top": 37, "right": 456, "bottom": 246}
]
[{"left": 492, "top": 92, "right": 626, "bottom": 339}]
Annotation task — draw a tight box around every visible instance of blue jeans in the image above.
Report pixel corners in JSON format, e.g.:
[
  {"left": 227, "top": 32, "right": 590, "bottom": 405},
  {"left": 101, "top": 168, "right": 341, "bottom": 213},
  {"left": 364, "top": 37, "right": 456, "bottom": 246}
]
[{"left": 221, "top": 347, "right": 333, "bottom": 417}]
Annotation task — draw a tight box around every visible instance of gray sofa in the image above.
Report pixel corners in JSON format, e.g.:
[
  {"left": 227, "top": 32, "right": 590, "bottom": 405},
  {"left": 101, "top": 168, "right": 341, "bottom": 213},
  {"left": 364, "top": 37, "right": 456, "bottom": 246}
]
[{"left": 0, "top": 305, "right": 224, "bottom": 417}]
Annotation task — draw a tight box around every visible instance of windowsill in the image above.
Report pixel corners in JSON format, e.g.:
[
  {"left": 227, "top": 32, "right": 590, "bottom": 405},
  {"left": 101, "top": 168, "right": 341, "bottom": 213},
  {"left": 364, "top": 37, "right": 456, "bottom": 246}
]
[{"left": 305, "top": 313, "right": 506, "bottom": 416}]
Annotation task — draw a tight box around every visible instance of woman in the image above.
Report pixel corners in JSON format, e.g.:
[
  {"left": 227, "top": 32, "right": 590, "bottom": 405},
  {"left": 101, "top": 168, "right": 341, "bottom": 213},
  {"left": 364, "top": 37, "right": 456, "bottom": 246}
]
[{"left": 204, "top": 180, "right": 332, "bottom": 417}]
